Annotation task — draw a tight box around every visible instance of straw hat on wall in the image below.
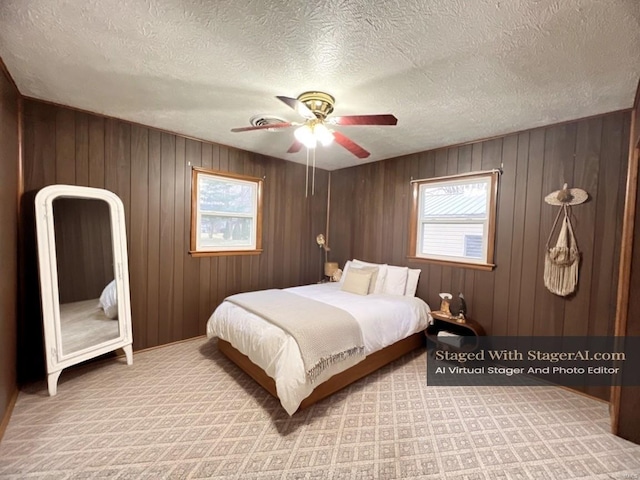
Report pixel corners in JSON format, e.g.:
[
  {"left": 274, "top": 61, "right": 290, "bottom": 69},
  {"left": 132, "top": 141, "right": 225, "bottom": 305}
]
[{"left": 544, "top": 183, "right": 588, "bottom": 206}]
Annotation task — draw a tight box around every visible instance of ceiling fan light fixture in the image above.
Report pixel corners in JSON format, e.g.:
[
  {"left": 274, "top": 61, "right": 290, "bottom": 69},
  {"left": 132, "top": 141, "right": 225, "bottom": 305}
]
[
  {"left": 314, "top": 123, "right": 334, "bottom": 146},
  {"left": 297, "top": 91, "right": 335, "bottom": 119},
  {"left": 234, "top": 91, "right": 395, "bottom": 160},
  {"left": 294, "top": 125, "right": 317, "bottom": 149}
]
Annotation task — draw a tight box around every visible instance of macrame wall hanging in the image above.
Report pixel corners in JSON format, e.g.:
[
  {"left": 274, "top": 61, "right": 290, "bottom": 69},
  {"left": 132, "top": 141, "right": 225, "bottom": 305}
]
[{"left": 543, "top": 184, "right": 588, "bottom": 297}]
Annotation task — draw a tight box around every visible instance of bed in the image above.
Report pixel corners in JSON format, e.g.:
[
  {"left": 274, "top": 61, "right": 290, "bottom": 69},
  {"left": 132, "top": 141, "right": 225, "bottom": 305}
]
[{"left": 206, "top": 260, "right": 431, "bottom": 414}]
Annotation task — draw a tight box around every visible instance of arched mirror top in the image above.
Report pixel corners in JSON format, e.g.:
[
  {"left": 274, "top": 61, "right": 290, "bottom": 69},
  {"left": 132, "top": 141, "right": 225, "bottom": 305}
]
[{"left": 35, "top": 184, "right": 126, "bottom": 212}]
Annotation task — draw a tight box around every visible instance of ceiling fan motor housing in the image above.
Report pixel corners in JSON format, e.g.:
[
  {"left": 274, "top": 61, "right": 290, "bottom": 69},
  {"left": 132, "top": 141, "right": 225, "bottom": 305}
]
[{"left": 297, "top": 91, "right": 335, "bottom": 119}]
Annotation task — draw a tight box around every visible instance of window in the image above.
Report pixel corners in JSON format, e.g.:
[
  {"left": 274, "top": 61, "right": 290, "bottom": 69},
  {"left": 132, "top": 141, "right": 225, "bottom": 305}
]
[
  {"left": 190, "top": 167, "right": 263, "bottom": 257},
  {"left": 409, "top": 171, "right": 499, "bottom": 270}
]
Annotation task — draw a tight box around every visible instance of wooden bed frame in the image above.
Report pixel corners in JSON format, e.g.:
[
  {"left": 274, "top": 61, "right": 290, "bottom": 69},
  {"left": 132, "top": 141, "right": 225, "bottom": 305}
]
[{"left": 217, "top": 331, "right": 425, "bottom": 411}]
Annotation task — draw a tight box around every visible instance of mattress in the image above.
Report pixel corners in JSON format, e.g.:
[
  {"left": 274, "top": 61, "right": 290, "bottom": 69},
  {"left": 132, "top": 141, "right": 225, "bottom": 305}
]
[{"left": 207, "top": 283, "right": 431, "bottom": 414}]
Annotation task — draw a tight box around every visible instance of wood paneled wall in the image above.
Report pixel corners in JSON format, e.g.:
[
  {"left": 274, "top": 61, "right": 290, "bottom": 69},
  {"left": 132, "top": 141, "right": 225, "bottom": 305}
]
[
  {"left": 0, "top": 65, "right": 19, "bottom": 429},
  {"left": 19, "top": 99, "right": 328, "bottom": 382},
  {"left": 330, "top": 111, "right": 630, "bottom": 400}
]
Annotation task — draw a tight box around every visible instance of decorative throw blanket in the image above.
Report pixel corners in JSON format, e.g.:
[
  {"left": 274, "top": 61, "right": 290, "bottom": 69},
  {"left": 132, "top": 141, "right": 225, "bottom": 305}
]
[{"left": 225, "top": 289, "right": 365, "bottom": 383}]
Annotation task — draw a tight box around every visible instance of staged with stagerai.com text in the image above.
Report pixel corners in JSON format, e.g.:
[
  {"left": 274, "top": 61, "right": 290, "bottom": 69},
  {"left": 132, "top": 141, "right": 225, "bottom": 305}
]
[{"left": 433, "top": 349, "right": 626, "bottom": 363}]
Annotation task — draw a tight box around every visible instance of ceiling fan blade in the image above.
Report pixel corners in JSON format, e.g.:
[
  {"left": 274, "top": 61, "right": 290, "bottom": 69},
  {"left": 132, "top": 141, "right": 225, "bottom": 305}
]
[
  {"left": 276, "top": 96, "right": 316, "bottom": 120},
  {"left": 332, "top": 131, "right": 370, "bottom": 159},
  {"left": 328, "top": 114, "right": 398, "bottom": 126},
  {"left": 287, "top": 140, "right": 303, "bottom": 153},
  {"left": 230, "top": 122, "right": 292, "bottom": 133}
]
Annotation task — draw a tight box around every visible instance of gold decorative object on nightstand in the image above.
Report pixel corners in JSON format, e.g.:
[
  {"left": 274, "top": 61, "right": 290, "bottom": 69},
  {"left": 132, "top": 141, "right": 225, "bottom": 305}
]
[{"left": 438, "top": 293, "right": 452, "bottom": 315}]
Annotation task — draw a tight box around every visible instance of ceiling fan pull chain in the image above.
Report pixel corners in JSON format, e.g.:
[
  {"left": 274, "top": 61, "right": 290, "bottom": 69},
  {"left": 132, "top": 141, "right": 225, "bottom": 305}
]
[
  {"left": 312, "top": 148, "right": 316, "bottom": 196},
  {"left": 305, "top": 148, "right": 310, "bottom": 198}
]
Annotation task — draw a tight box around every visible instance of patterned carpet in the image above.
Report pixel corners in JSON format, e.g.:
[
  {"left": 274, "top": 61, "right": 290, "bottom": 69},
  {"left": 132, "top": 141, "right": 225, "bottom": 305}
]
[{"left": 1, "top": 336, "right": 639, "bottom": 479}]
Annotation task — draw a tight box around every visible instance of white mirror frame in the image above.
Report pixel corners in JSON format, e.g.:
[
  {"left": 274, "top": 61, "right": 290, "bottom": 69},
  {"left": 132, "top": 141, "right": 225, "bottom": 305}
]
[{"left": 35, "top": 185, "right": 133, "bottom": 395}]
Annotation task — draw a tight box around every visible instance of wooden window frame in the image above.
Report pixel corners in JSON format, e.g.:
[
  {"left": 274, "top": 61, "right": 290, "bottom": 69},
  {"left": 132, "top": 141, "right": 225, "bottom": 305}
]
[
  {"left": 189, "top": 167, "right": 263, "bottom": 257},
  {"left": 408, "top": 170, "right": 499, "bottom": 271}
]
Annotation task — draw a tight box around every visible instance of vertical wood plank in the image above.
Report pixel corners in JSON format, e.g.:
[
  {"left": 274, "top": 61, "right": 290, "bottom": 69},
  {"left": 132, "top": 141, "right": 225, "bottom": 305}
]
[
  {"left": 563, "top": 118, "right": 602, "bottom": 337},
  {"left": 104, "top": 119, "right": 117, "bottom": 192},
  {"left": 158, "top": 133, "right": 175, "bottom": 344},
  {"left": 129, "top": 124, "right": 149, "bottom": 349},
  {"left": 447, "top": 148, "right": 458, "bottom": 175},
  {"left": 35, "top": 103, "right": 57, "bottom": 187},
  {"left": 75, "top": 112, "right": 89, "bottom": 187},
  {"left": 611, "top": 113, "right": 631, "bottom": 337},
  {"left": 116, "top": 122, "right": 131, "bottom": 241},
  {"left": 88, "top": 116, "right": 105, "bottom": 188},
  {"left": 172, "top": 136, "right": 186, "bottom": 342},
  {"left": 261, "top": 160, "right": 276, "bottom": 288},
  {"left": 146, "top": 129, "right": 161, "bottom": 346},
  {"left": 457, "top": 145, "right": 472, "bottom": 174},
  {"left": 589, "top": 113, "right": 625, "bottom": 336},
  {"left": 281, "top": 166, "right": 294, "bottom": 284},
  {"left": 289, "top": 162, "right": 304, "bottom": 285},
  {"left": 518, "top": 129, "right": 545, "bottom": 336},
  {"left": 372, "top": 162, "right": 384, "bottom": 262},
  {"left": 55, "top": 109, "right": 75, "bottom": 184},
  {"left": 390, "top": 158, "right": 408, "bottom": 267},
  {"left": 507, "top": 132, "right": 530, "bottom": 335}
]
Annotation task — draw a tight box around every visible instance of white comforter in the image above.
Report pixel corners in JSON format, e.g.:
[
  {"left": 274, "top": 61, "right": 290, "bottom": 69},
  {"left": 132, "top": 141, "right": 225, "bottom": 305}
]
[{"left": 206, "top": 283, "right": 431, "bottom": 414}]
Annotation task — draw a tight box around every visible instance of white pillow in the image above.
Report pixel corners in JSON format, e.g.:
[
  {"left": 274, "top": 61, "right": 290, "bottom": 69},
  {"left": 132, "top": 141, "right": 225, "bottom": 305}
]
[
  {"left": 352, "top": 259, "right": 388, "bottom": 294},
  {"left": 338, "top": 260, "right": 352, "bottom": 285},
  {"left": 383, "top": 266, "right": 409, "bottom": 296},
  {"left": 404, "top": 268, "right": 421, "bottom": 297},
  {"left": 99, "top": 279, "right": 118, "bottom": 319},
  {"left": 341, "top": 268, "right": 373, "bottom": 296}
]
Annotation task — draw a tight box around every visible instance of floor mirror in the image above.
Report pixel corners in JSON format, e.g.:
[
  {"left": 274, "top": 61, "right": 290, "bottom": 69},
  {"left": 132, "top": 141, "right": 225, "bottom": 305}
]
[{"left": 35, "top": 185, "right": 133, "bottom": 395}]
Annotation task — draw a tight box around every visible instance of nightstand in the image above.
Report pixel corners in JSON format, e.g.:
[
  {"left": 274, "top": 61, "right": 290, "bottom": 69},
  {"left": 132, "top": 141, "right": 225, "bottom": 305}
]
[{"left": 426, "top": 310, "right": 486, "bottom": 352}]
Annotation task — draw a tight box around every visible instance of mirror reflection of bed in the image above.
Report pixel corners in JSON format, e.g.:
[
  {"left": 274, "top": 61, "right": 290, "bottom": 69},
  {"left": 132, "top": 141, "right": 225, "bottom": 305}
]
[{"left": 52, "top": 197, "right": 119, "bottom": 356}]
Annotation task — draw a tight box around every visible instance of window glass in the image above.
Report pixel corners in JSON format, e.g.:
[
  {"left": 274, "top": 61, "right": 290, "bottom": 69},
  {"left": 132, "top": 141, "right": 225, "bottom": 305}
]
[
  {"left": 190, "top": 168, "right": 263, "bottom": 256},
  {"left": 410, "top": 171, "right": 498, "bottom": 269}
]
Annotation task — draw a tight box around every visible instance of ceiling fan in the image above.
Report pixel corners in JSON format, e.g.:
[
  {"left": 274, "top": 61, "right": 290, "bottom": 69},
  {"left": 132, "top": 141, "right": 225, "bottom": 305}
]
[{"left": 230, "top": 91, "right": 397, "bottom": 159}]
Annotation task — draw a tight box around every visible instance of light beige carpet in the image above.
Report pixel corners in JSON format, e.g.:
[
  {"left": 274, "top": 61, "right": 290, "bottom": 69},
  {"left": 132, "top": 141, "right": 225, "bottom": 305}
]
[{"left": 1, "top": 336, "right": 639, "bottom": 479}]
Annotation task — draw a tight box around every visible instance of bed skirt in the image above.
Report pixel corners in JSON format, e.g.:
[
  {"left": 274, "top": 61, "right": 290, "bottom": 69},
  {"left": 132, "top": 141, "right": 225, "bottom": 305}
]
[{"left": 217, "top": 331, "right": 425, "bottom": 412}]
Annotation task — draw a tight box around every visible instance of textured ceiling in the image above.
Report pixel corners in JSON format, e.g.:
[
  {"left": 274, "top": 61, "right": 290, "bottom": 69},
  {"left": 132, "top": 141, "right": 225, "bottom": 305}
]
[{"left": 1, "top": 0, "right": 639, "bottom": 170}]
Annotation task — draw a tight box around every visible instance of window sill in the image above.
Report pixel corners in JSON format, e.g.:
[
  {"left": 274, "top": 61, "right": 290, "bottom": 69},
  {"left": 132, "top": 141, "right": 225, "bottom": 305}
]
[
  {"left": 189, "top": 249, "right": 263, "bottom": 258},
  {"left": 406, "top": 256, "right": 495, "bottom": 271}
]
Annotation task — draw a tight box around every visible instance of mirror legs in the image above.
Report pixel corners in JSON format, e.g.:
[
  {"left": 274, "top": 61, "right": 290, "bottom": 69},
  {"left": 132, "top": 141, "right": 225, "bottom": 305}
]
[
  {"left": 123, "top": 344, "right": 133, "bottom": 365},
  {"left": 47, "top": 370, "right": 62, "bottom": 396}
]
